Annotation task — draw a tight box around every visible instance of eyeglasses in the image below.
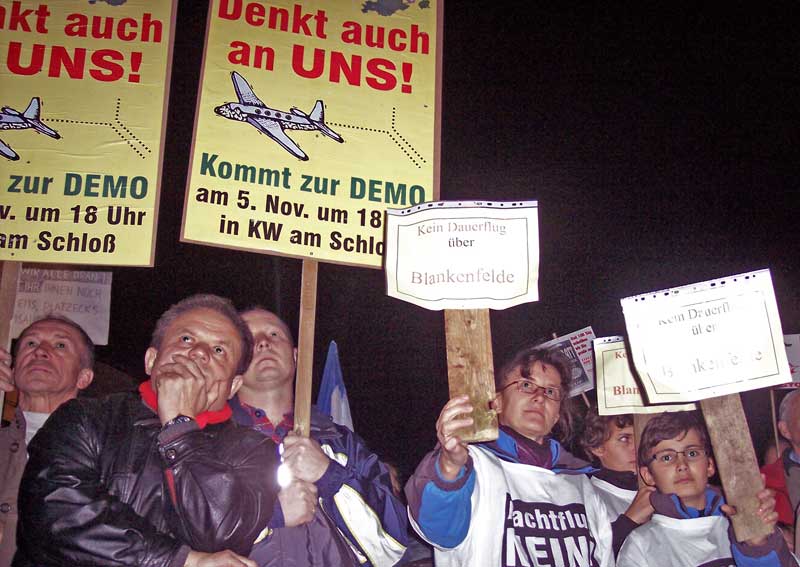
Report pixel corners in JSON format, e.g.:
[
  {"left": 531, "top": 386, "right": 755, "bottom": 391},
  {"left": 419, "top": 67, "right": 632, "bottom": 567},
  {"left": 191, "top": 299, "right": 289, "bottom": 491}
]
[
  {"left": 498, "top": 379, "right": 562, "bottom": 401},
  {"left": 650, "top": 446, "right": 708, "bottom": 466}
]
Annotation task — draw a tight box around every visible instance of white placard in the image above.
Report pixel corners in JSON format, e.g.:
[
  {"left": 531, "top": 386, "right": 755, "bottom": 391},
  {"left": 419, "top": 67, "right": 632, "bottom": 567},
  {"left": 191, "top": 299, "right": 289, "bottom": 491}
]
[
  {"left": 594, "top": 336, "right": 697, "bottom": 415},
  {"left": 537, "top": 327, "right": 596, "bottom": 398},
  {"left": 10, "top": 268, "right": 112, "bottom": 345},
  {"left": 786, "top": 334, "right": 800, "bottom": 380},
  {"left": 385, "top": 201, "right": 539, "bottom": 310},
  {"left": 774, "top": 334, "right": 800, "bottom": 389},
  {"left": 621, "top": 269, "right": 790, "bottom": 404}
]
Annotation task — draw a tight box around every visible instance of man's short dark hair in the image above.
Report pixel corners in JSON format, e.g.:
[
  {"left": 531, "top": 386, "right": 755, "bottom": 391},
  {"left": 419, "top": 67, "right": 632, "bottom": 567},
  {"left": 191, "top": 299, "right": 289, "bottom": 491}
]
[
  {"left": 15, "top": 314, "right": 95, "bottom": 369},
  {"left": 637, "top": 411, "right": 711, "bottom": 467},
  {"left": 580, "top": 409, "right": 633, "bottom": 464},
  {"left": 240, "top": 305, "right": 295, "bottom": 346},
  {"left": 496, "top": 346, "right": 575, "bottom": 442},
  {"left": 151, "top": 294, "right": 254, "bottom": 376}
]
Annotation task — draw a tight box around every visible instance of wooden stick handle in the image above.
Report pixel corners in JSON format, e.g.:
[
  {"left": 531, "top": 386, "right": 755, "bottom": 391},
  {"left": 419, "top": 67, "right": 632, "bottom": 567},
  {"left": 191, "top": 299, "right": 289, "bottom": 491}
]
[
  {"left": 701, "top": 394, "right": 773, "bottom": 542},
  {"left": 293, "top": 259, "right": 318, "bottom": 438}
]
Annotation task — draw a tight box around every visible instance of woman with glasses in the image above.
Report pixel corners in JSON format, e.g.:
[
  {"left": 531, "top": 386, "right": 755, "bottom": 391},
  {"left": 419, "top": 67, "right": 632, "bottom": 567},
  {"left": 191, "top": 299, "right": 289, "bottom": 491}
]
[
  {"left": 617, "top": 411, "right": 794, "bottom": 566},
  {"left": 405, "top": 346, "right": 615, "bottom": 566}
]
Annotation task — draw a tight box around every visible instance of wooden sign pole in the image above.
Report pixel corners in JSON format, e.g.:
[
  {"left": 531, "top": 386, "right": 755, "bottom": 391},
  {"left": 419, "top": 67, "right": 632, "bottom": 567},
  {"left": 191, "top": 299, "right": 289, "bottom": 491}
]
[
  {"left": 633, "top": 413, "right": 654, "bottom": 489},
  {"left": 0, "top": 261, "right": 20, "bottom": 423},
  {"left": 293, "top": 259, "right": 318, "bottom": 438},
  {"left": 769, "top": 388, "right": 781, "bottom": 459},
  {"left": 700, "top": 394, "right": 772, "bottom": 542},
  {"left": 444, "top": 308, "right": 498, "bottom": 443}
]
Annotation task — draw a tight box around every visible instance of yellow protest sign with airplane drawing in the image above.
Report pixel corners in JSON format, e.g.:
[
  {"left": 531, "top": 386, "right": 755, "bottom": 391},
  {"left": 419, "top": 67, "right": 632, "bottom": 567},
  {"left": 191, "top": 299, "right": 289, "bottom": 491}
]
[
  {"left": 182, "top": 0, "right": 442, "bottom": 269},
  {"left": 0, "top": 0, "right": 176, "bottom": 266}
]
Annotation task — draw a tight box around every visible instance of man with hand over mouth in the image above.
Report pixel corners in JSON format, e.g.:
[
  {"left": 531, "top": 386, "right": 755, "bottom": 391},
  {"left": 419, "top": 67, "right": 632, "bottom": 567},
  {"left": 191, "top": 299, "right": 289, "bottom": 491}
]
[{"left": 15, "top": 294, "right": 280, "bottom": 567}]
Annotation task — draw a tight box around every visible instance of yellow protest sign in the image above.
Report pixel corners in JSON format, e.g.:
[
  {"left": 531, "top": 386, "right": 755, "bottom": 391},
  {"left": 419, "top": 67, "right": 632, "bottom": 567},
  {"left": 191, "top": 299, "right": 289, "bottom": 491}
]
[
  {"left": 182, "top": 0, "right": 442, "bottom": 268},
  {"left": 0, "top": 0, "right": 176, "bottom": 266}
]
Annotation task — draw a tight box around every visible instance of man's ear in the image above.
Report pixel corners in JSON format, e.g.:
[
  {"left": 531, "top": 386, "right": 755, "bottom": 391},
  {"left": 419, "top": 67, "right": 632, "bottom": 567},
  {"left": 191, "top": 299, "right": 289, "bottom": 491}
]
[
  {"left": 778, "top": 421, "right": 791, "bottom": 441},
  {"left": 293, "top": 347, "right": 298, "bottom": 365},
  {"left": 144, "top": 347, "right": 158, "bottom": 376},
  {"left": 590, "top": 446, "right": 605, "bottom": 460},
  {"left": 228, "top": 375, "right": 243, "bottom": 399},
  {"left": 76, "top": 368, "right": 94, "bottom": 390},
  {"left": 640, "top": 465, "right": 656, "bottom": 487},
  {"left": 706, "top": 456, "right": 716, "bottom": 479}
]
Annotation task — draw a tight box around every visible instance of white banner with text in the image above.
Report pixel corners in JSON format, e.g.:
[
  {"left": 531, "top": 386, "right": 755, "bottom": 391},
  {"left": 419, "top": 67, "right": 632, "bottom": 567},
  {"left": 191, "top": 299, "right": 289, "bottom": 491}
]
[
  {"left": 385, "top": 201, "right": 539, "bottom": 310},
  {"left": 621, "top": 269, "right": 790, "bottom": 403}
]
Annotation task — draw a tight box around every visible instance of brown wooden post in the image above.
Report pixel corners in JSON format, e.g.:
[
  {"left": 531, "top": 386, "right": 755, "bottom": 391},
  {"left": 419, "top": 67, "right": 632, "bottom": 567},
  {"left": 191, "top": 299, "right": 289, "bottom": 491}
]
[
  {"left": 444, "top": 308, "right": 498, "bottom": 443},
  {"left": 633, "top": 413, "right": 654, "bottom": 489},
  {"left": 0, "top": 261, "right": 20, "bottom": 423},
  {"left": 293, "top": 259, "right": 318, "bottom": 438},
  {"left": 700, "top": 394, "right": 772, "bottom": 542}
]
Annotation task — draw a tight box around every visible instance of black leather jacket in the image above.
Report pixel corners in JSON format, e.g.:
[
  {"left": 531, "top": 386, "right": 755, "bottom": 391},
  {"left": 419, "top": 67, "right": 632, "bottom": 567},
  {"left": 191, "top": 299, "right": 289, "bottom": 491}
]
[{"left": 14, "top": 392, "right": 280, "bottom": 567}]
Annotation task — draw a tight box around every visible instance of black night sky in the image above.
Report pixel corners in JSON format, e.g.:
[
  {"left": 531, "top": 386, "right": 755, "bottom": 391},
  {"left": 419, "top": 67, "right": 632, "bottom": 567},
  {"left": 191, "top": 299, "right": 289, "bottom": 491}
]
[{"left": 94, "top": 3, "right": 799, "bottom": 477}]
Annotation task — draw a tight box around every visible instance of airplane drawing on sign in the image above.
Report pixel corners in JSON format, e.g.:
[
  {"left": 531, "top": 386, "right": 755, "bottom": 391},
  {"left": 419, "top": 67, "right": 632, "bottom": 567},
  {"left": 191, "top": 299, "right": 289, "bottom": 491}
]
[
  {"left": 0, "top": 97, "right": 61, "bottom": 161},
  {"left": 214, "top": 71, "right": 343, "bottom": 161}
]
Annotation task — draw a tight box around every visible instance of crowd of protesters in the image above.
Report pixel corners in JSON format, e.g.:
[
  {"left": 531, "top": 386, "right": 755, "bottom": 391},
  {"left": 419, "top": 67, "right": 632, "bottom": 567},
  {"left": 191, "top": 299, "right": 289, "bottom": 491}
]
[{"left": 0, "top": 293, "right": 798, "bottom": 566}]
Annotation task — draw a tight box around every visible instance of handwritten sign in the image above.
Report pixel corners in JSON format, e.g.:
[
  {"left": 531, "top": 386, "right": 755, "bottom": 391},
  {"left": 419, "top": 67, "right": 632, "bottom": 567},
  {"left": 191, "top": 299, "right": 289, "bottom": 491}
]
[
  {"left": 621, "top": 269, "right": 790, "bottom": 404},
  {"left": 594, "top": 336, "right": 697, "bottom": 415},
  {"left": 10, "top": 268, "right": 112, "bottom": 344},
  {"left": 384, "top": 201, "right": 539, "bottom": 310},
  {"left": 537, "top": 327, "right": 596, "bottom": 398}
]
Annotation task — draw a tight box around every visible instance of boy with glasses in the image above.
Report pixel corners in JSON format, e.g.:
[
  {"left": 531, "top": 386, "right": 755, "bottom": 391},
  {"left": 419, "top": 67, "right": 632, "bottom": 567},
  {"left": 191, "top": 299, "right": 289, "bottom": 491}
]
[{"left": 618, "top": 411, "right": 795, "bottom": 566}]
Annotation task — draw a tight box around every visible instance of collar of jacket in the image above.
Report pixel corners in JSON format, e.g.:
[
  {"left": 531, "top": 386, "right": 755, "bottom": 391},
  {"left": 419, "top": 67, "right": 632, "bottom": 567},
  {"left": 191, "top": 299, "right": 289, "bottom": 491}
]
[
  {"left": 593, "top": 467, "right": 638, "bottom": 490},
  {"left": 651, "top": 486, "right": 725, "bottom": 519},
  {"left": 138, "top": 381, "right": 232, "bottom": 429},
  {"left": 480, "top": 427, "right": 596, "bottom": 475},
  {"left": 228, "top": 394, "right": 343, "bottom": 441}
]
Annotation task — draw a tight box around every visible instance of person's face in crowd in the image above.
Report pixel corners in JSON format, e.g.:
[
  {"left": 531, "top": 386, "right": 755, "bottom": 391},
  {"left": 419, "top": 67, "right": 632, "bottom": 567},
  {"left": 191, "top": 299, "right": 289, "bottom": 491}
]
[
  {"left": 778, "top": 397, "right": 800, "bottom": 452},
  {"left": 494, "top": 360, "right": 562, "bottom": 444},
  {"left": 14, "top": 319, "right": 93, "bottom": 399},
  {"left": 591, "top": 422, "right": 637, "bottom": 473},
  {"left": 241, "top": 309, "right": 297, "bottom": 391},
  {"left": 640, "top": 427, "right": 714, "bottom": 510},
  {"left": 145, "top": 307, "right": 243, "bottom": 412}
]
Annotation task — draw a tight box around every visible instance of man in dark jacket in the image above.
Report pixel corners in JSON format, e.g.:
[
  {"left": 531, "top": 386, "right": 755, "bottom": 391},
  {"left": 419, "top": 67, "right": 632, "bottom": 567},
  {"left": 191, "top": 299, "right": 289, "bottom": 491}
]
[
  {"left": 0, "top": 315, "right": 95, "bottom": 567},
  {"left": 14, "top": 294, "right": 281, "bottom": 567},
  {"left": 232, "top": 307, "right": 408, "bottom": 567}
]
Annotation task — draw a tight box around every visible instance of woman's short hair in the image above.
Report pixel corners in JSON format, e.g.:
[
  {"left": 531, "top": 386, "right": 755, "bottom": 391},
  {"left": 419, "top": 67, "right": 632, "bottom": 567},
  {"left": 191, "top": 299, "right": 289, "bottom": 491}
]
[{"left": 496, "top": 346, "right": 575, "bottom": 442}]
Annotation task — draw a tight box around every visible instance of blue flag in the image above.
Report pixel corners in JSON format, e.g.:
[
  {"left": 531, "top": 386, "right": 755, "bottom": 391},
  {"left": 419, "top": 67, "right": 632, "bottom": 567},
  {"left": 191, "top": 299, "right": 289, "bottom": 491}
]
[{"left": 317, "top": 340, "right": 353, "bottom": 431}]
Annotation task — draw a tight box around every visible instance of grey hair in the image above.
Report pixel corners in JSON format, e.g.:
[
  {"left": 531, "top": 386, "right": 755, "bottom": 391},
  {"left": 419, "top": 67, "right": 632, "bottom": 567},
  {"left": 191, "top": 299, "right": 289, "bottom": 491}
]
[
  {"left": 15, "top": 314, "right": 94, "bottom": 369},
  {"left": 151, "top": 294, "right": 254, "bottom": 376},
  {"left": 779, "top": 390, "right": 800, "bottom": 423}
]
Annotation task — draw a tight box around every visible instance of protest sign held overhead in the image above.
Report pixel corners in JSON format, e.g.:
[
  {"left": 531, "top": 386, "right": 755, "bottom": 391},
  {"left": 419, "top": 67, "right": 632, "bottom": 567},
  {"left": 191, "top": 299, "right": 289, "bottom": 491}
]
[
  {"left": 621, "top": 269, "right": 790, "bottom": 404},
  {"left": 10, "top": 267, "right": 111, "bottom": 344},
  {"left": 182, "top": 0, "right": 443, "bottom": 268},
  {"left": 536, "top": 327, "right": 596, "bottom": 398},
  {"left": 593, "top": 336, "right": 697, "bottom": 415},
  {"left": 385, "top": 201, "right": 539, "bottom": 310},
  {"left": 0, "top": 0, "right": 177, "bottom": 266}
]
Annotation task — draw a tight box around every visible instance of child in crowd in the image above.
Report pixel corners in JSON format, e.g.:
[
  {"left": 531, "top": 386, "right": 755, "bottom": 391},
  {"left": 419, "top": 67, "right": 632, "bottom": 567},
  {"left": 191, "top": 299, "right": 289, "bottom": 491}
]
[
  {"left": 617, "top": 411, "right": 795, "bottom": 567},
  {"left": 580, "top": 410, "right": 655, "bottom": 554}
]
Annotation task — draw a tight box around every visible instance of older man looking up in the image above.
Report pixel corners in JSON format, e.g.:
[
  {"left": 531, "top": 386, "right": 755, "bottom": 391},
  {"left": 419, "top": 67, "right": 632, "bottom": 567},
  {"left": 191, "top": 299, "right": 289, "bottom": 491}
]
[
  {"left": 0, "top": 316, "right": 95, "bottom": 567},
  {"left": 231, "top": 307, "right": 408, "bottom": 567},
  {"left": 14, "top": 294, "right": 280, "bottom": 567}
]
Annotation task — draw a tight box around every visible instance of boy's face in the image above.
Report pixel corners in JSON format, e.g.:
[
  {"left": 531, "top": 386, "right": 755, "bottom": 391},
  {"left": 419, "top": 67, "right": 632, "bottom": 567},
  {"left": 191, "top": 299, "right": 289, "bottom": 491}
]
[
  {"left": 640, "top": 427, "right": 714, "bottom": 510},
  {"left": 591, "top": 422, "right": 636, "bottom": 473}
]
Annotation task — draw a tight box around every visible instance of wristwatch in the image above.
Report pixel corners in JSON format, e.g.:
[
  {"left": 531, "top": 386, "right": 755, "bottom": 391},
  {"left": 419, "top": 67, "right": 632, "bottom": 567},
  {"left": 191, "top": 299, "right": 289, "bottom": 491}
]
[{"left": 161, "top": 414, "right": 194, "bottom": 430}]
